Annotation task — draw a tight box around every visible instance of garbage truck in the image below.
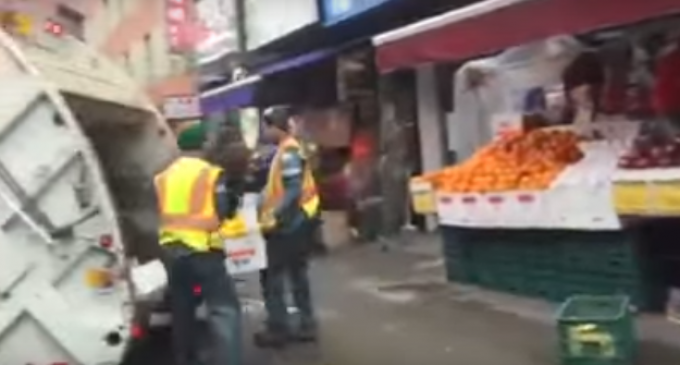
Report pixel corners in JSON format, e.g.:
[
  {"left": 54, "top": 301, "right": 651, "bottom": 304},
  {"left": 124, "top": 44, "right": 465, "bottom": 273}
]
[{"left": 0, "top": 29, "right": 180, "bottom": 364}]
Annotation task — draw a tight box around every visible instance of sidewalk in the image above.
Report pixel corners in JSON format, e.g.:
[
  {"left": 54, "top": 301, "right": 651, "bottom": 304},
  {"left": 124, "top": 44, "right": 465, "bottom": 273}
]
[{"left": 242, "top": 232, "right": 680, "bottom": 365}]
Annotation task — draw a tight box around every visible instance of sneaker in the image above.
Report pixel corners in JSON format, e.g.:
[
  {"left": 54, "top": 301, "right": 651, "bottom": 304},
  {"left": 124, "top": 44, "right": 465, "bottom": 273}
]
[{"left": 253, "top": 330, "right": 288, "bottom": 348}]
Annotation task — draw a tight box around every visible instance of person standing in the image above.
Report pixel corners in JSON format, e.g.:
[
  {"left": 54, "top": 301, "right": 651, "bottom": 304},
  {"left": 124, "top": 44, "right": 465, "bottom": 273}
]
[
  {"left": 254, "top": 105, "right": 321, "bottom": 348},
  {"left": 156, "top": 125, "right": 250, "bottom": 365}
]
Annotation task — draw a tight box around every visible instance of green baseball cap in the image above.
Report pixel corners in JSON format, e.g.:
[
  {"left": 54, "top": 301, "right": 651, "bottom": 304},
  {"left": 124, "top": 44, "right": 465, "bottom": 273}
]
[{"left": 176, "top": 122, "right": 206, "bottom": 151}]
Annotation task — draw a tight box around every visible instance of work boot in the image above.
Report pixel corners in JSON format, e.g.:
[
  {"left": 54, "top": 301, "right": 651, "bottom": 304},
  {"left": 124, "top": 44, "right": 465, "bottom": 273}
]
[
  {"left": 253, "top": 329, "right": 288, "bottom": 349},
  {"left": 291, "top": 324, "right": 318, "bottom": 343}
]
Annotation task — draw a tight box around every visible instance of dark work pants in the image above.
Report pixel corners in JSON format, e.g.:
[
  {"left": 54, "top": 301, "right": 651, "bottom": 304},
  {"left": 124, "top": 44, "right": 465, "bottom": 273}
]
[
  {"left": 260, "top": 226, "right": 316, "bottom": 333},
  {"left": 163, "top": 244, "right": 242, "bottom": 365}
]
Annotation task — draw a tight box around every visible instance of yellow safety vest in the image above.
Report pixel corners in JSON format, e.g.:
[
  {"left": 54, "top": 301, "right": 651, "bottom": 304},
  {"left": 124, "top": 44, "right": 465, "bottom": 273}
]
[
  {"left": 261, "top": 137, "right": 320, "bottom": 220},
  {"left": 155, "top": 157, "right": 249, "bottom": 251}
]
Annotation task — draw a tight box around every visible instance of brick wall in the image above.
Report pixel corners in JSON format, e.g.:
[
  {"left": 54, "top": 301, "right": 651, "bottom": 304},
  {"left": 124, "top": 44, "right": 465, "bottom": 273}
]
[
  {"left": 95, "top": 0, "right": 197, "bottom": 106},
  {"left": 100, "top": 0, "right": 161, "bottom": 56}
]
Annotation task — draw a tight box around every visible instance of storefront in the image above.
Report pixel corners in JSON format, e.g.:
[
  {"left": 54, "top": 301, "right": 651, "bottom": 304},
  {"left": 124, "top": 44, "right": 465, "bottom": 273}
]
[
  {"left": 322, "top": 0, "right": 429, "bottom": 238},
  {"left": 372, "top": 0, "right": 680, "bottom": 311},
  {"left": 198, "top": 0, "right": 322, "bottom": 143}
]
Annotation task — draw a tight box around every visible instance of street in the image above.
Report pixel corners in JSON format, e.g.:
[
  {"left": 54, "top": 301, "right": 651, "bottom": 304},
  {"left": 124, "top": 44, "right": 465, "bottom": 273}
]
[{"left": 132, "top": 237, "right": 680, "bottom": 365}]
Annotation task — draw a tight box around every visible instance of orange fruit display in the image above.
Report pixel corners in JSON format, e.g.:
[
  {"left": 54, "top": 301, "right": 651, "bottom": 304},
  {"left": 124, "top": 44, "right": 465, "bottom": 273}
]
[{"left": 414, "top": 129, "right": 583, "bottom": 193}]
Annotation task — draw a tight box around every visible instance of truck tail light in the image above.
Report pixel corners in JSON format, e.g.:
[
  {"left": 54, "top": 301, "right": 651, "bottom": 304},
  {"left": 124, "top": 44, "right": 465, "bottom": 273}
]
[
  {"left": 99, "top": 234, "right": 113, "bottom": 249},
  {"left": 130, "top": 323, "right": 144, "bottom": 339},
  {"left": 44, "top": 19, "right": 63, "bottom": 36}
]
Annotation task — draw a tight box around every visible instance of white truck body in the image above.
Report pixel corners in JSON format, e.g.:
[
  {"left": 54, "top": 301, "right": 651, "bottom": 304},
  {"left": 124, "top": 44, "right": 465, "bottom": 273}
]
[{"left": 0, "top": 30, "right": 178, "bottom": 365}]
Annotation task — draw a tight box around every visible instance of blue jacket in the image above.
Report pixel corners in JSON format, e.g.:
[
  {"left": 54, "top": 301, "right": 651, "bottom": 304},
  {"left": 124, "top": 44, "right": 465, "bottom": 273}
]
[{"left": 272, "top": 145, "right": 306, "bottom": 234}]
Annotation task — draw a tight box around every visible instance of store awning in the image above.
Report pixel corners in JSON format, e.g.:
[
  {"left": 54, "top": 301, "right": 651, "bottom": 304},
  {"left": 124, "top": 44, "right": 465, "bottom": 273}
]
[
  {"left": 372, "top": 0, "right": 680, "bottom": 72},
  {"left": 259, "top": 47, "right": 339, "bottom": 75},
  {"left": 199, "top": 75, "right": 261, "bottom": 114}
]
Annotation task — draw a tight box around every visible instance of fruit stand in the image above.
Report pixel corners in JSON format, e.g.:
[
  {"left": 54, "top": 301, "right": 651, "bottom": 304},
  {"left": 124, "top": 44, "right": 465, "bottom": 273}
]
[{"left": 411, "top": 19, "right": 680, "bottom": 312}]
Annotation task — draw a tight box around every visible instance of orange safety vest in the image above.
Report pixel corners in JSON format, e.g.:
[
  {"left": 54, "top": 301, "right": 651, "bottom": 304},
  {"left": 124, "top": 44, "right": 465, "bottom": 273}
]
[
  {"left": 261, "top": 137, "right": 320, "bottom": 219},
  {"left": 155, "top": 157, "right": 223, "bottom": 251}
]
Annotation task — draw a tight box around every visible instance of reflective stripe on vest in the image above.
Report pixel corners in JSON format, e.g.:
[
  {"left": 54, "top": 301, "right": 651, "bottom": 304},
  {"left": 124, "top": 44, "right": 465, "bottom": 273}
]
[
  {"left": 261, "top": 137, "right": 320, "bottom": 218},
  {"left": 155, "top": 157, "right": 221, "bottom": 251}
]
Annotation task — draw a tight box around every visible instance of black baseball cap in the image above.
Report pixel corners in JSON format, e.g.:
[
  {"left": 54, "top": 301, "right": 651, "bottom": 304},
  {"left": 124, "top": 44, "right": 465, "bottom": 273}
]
[{"left": 262, "top": 105, "right": 298, "bottom": 131}]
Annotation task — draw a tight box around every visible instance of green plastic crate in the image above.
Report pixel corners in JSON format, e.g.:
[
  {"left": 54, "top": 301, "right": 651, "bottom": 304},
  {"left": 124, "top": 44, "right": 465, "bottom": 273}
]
[{"left": 556, "top": 295, "right": 636, "bottom": 365}]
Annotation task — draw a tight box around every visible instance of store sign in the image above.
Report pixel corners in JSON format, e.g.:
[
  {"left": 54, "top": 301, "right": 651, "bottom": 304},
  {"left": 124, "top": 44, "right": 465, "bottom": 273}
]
[
  {"left": 322, "top": 0, "right": 395, "bottom": 25},
  {"left": 244, "top": 0, "right": 318, "bottom": 50},
  {"left": 163, "top": 95, "right": 202, "bottom": 119},
  {"left": 166, "top": 0, "right": 189, "bottom": 51},
  {"left": 166, "top": 0, "right": 208, "bottom": 52},
  {"left": 195, "top": 0, "right": 238, "bottom": 59}
]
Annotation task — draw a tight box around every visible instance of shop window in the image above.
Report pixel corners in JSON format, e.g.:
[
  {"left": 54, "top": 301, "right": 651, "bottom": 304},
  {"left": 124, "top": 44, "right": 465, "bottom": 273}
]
[
  {"left": 56, "top": 5, "right": 85, "bottom": 40},
  {"left": 123, "top": 52, "right": 133, "bottom": 76},
  {"left": 143, "top": 34, "right": 154, "bottom": 80}
]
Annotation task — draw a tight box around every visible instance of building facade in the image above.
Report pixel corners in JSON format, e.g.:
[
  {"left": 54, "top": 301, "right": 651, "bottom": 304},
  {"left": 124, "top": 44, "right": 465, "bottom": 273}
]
[
  {"left": 85, "top": 0, "right": 197, "bottom": 105},
  {"left": 1, "top": 0, "right": 90, "bottom": 39}
]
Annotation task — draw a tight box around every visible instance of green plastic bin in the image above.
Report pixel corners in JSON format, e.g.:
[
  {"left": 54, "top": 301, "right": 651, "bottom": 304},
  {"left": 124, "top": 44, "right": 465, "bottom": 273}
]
[{"left": 556, "top": 295, "right": 636, "bottom": 365}]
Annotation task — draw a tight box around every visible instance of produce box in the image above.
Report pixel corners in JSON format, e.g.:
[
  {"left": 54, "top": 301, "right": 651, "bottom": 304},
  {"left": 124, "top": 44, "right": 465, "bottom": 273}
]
[
  {"left": 612, "top": 173, "right": 680, "bottom": 216},
  {"left": 556, "top": 295, "right": 636, "bottom": 365},
  {"left": 612, "top": 122, "right": 680, "bottom": 216},
  {"left": 612, "top": 182, "right": 649, "bottom": 215},
  {"left": 440, "top": 227, "right": 656, "bottom": 309}
]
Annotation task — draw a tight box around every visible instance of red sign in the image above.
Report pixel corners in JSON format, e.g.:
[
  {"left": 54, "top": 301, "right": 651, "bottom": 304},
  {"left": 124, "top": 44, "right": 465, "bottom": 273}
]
[
  {"left": 166, "top": 0, "right": 186, "bottom": 50},
  {"left": 166, "top": 0, "right": 209, "bottom": 51}
]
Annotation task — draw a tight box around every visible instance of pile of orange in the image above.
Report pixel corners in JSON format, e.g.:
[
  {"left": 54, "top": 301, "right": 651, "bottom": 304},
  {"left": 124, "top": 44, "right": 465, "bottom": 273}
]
[{"left": 417, "top": 129, "right": 583, "bottom": 193}]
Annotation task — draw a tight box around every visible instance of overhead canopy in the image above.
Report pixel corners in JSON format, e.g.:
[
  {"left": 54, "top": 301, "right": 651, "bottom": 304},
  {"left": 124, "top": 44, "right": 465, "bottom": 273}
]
[
  {"left": 199, "top": 47, "right": 342, "bottom": 114},
  {"left": 259, "top": 47, "right": 339, "bottom": 75},
  {"left": 373, "top": 0, "right": 680, "bottom": 72},
  {"left": 199, "top": 75, "right": 262, "bottom": 114}
]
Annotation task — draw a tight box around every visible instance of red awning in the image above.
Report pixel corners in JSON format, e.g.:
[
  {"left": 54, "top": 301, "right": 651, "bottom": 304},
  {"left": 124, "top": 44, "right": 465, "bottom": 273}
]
[{"left": 373, "top": 0, "right": 680, "bottom": 73}]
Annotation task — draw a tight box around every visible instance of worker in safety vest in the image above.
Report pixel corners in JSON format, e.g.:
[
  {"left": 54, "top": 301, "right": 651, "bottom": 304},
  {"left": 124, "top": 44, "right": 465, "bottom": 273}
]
[
  {"left": 156, "top": 123, "right": 250, "bottom": 365},
  {"left": 253, "top": 105, "right": 321, "bottom": 348}
]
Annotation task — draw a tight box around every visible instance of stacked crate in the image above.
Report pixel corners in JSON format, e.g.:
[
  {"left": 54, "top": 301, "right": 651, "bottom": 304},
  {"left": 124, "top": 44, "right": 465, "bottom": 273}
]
[{"left": 441, "top": 227, "right": 659, "bottom": 309}]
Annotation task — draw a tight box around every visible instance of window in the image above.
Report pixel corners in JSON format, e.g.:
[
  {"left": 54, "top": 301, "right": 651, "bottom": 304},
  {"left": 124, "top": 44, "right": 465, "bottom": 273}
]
[
  {"left": 56, "top": 5, "right": 85, "bottom": 39},
  {"left": 144, "top": 34, "right": 153, "bottom": 80},
  {"left": 123, "top": 52, "right": 132, "bottom": 75}
]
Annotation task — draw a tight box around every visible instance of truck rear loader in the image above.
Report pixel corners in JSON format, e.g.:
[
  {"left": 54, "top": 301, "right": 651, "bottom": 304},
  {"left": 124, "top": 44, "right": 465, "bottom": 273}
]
[{"left": 0, "top": 29, "right": 179, "bottom": 365}]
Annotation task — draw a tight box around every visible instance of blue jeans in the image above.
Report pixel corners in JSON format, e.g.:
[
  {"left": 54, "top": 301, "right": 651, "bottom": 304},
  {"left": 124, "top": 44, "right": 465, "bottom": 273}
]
[
  {"left": 164, "top": 244, "right": 242, "bottom": 365},
  {"left": 260, "top": 228, "right": 316, "bottom": 333}
]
